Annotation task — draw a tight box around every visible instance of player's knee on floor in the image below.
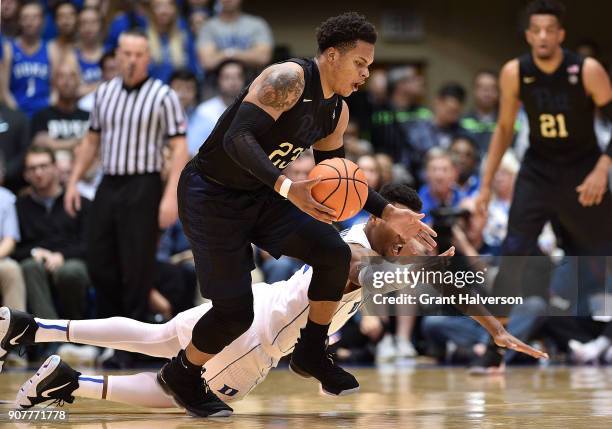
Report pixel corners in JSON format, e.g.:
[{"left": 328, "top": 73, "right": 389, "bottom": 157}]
[
  {"left": 191, "top": 293, "right": 254, "bottom": 354},
  {"left": 307, "top": 239, "right": 351, "bottom": 302}
]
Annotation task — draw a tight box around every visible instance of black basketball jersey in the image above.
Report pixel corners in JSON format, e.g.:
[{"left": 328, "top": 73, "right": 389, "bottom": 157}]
[
  {"left": 195, "top": 58, "right": 343, "bottom": 190},
  {"left": 519, "top": 49, "right": 599, "bottom": 163}
]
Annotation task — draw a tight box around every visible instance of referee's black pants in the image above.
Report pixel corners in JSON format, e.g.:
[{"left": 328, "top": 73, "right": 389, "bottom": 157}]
[
  {"left": 87, "top": 174, "right": 162, "bottom": 321},
  {"left": 492, "top": 152, "right": 612, "bottom": 316}
]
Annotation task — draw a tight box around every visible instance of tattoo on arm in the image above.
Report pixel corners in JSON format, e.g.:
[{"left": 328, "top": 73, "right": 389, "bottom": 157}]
[{"left": 257, "top": 68, "right": 305, "bottom": 110}]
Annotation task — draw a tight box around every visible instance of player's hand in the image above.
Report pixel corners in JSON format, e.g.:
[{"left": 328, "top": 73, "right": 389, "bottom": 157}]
[
  {"left": 287, "top": 176, "right": 337, "bottom": 224},
  {"left": 493, "top": 328, "right": 549, "bottom": 360},
  {"left": 359, "top": 316, "right": 384, "bottom": 340},
  {"left": 158, "top": 194, "right": 179, "bottom": 229},
  {"left": 439, "top": 246, "right": 455, "bottom": 257},
  {"left": 64, "top": 183, "right": 81, "bottom": 218},
  {"left": 474, "top": 186, "right": 492, "bottom": 217},
  {"left": 382, "top": 205, "right": 437, "bottom": 250},
  {"left": 576, "top": 165, "right": 609, "bottom": 207}
]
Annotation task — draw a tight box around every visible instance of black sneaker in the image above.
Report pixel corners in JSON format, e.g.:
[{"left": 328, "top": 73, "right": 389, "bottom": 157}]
[
  {"left": 157, "top": 351, "right": 233, "bottom": 417},
  {"left": 16, "top": 355, "right": 80, "bottom": 409},
  {"left": 0, "top": 306, "right": 38, "bottom": 373},
  {"left": 290, "top": 337, "right": 360, "bottom": 396},
  {"left": 468, "top": 343, "right": 505, "bottom": 375}
]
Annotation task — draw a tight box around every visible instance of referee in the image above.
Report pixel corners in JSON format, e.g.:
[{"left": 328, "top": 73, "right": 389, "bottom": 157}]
[{"left": 64, "top": 30, "right": 188, "bottom": 331}]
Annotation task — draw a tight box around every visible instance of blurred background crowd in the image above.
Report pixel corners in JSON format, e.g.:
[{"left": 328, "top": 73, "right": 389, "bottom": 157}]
[{"left": 0, "top": 0, "right": 611, "bottom": 371}]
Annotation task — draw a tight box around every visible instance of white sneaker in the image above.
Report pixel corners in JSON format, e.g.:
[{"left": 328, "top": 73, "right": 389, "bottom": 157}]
[
  {"left": 395, "top": 337, "right": 417, "bottom": 358},
  {"left": 376, "top": 334, "right": 396, "bottom": 362},
  {"left": 56, "top": 344, "right": 97, "bottom": 367},
  {"left": 569, "top": 337, "right": 611, "bottom": 364}
]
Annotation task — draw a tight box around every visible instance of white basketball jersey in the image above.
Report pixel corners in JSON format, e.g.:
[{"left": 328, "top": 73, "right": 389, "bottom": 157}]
[{"left": 173, "top": 223, "right": 371, "bottom": 402}]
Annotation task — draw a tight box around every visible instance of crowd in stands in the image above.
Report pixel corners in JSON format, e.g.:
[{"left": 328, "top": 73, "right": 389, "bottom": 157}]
[{"left": 0, "top": 0, "right": 611, "bottom": 370}]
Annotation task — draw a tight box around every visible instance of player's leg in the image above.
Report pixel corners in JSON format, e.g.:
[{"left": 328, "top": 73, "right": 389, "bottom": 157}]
[
  {"left": 253, "top": 197, "right": 357, "bottom": 395},
  {"left": 0, "top": 306, "right": 183, "bottom": 373},
  {"left": 156, "top": 164, "right": 256, "bottom": 417},
  {"left": 15, "top": 355, "right": 175, "bottom": 409}
]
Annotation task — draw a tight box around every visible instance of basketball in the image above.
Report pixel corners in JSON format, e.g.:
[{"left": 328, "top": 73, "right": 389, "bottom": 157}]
[{"left": 308, "top": 158, "right": 369, "bottom": 221}]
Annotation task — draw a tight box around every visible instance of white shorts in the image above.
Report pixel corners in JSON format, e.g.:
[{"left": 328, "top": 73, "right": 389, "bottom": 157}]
[{"left": 173, "top": 304, "right": 278, "bottom": 402}]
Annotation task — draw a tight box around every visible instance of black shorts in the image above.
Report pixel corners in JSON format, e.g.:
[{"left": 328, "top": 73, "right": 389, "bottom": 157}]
[
  {"left": 177, "top": 161, "right": 342, "bottom": 300},
  {"left": 503, "top": 153, "right": 612, "bottom": 256}
]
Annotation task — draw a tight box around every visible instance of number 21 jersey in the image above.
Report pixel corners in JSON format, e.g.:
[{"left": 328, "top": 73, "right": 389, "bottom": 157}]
[{"left": 519, "top": 49, "right": 599, "bottom": 164}]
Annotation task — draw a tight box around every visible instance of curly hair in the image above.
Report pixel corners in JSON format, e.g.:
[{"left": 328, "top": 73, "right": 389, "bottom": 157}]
[
  {"left": 379, "top": 183, "right": 422, "bottom": 212},
  {"left": 525, "top": 0, "right": 566, "bottom": 27},
  {"left": 316, "top": 12, "right": 377, "bottom": 53}
]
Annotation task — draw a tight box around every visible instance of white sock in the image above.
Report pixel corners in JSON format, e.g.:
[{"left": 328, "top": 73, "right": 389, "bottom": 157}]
[
  {"left": 69, "top": 317, "right": 180, "bottom": 358},
  {"left": 74, "top": 375, "right": 104, "bottom": 400},
  {"left": 105, "top": 373, "right": 175, "bottom": 408},
  {"left": 34, "top": 318, "right": 69, "bottom": 343}
]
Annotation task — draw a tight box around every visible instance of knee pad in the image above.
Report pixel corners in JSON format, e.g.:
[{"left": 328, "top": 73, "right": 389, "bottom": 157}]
[
  {"left": 191, "top": 293, "right": 254, "bottom": 354},
  {"left": 307, "top": 239, "right": 352, "bottom": 302}
]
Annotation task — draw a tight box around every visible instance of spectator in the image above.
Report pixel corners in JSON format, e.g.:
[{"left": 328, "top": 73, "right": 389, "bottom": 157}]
[
  {"left": 147, "top": 0, "right": 199, "bottom": 83},
  {"left": 197, "top": 0, "right": 273, "bottom": 72},
  {"left": 403, "top": 83, "right": 468, "bottom": 183},
  {"left": 187, "top": 0, "right": 212, "bottom": 39},
  {"left": 49, "top": 1, "right": 78, "bottom": 57},
  {"left": 0, "top": 158, "right": 25, "bottom": 312},
  {"left": 343, "top": 120, "right": 373, "bottom": 161},
  {"left": 14, "top": 146, "right": 92, "bottom": 321},
  {"left": 0, "top": 102, "right": 30, "bottom": 193},
  {"left": 31, "top": 59, "right": 89, "bottom": 154},
  {"left": 481, "top": 151, "right": 519, "bottom": 256},
  {"left": 0, "top": 0, "right": 21, "bottom": 39},
  {"left": 460, "top": 70, "right": 500, "bottom": 153},
  {"left": 418, "top": 149, "right": 461, "bottom": 224},
  {"left": 188, "top": 59, "right": 245, "bottom": 154},
  {"left": 104, "top": 0, "right": 149, "bottom": 53},
  {"left": 76, "top": 7, "right": 105, "bottom": 97},
  {"left": 78, "top": 51, "right": 120, "bottom": 112},
  {"left": 449, "top": 135, "right": 480, "bottom": 199},
  {"left": 1, "top": 1, "right": 62, "bottom": 118},
  {"left": 371, "top": 66, "right": 431, "bottom": 161},
  {"left": 169, "top": 69, "right": 199, "bottom": 125},
  {"left": 338, "top": 155, "right": 382, "bottom": 229}
]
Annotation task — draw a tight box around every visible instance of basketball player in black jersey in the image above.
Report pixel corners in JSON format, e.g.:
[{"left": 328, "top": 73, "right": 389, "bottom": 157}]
[
  {"left": 473, "top": 0, "right": 612, "bottom": 372},
  {"left": 157, "top": 13, "right": 438, "bottom": 417}
]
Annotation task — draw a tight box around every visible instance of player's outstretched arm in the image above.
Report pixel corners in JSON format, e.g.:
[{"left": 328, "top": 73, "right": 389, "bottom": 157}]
[
  {"left": 577, "top": 58, "right": 612, "bottom": 206},
  {"left": 476, "top": 59, "right": 521, "bottom": 215}
]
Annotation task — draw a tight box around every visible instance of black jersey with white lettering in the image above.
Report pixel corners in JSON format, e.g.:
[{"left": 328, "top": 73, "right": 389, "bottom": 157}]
[
  {"left": 195, "top": 58, "right": 343, "bottom": 190},
  {"left": 519, "top": 49, "right": 599, "bottom": 164}
]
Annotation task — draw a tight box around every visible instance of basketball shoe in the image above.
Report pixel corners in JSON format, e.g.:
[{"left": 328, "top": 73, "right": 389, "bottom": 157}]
[
  {"left": 0, "top": 306, "right": 38, "bottom": 373},
  {"left": 16, "top": 355, "right": 80, "bottom": 408}
]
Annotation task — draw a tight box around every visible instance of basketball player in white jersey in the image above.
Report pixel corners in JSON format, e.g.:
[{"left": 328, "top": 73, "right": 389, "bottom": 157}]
[{"left": 1, "top": 184, "right": 546, "bottom": 412}]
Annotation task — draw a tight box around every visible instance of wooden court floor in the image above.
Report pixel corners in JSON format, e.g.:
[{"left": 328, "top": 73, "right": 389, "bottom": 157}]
[{"left": 2, "top": 365, "right": 612, "bottom": 428}]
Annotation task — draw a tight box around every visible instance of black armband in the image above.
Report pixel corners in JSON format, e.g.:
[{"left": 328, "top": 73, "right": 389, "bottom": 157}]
[
  {"left": 600, "top": 101, "right": 612, "bottom": 157},
  {"left": 313, "top": 146, "right": 345, "bottom": 164},
  {"left": 223, "top": 102, "right": 280, "bottom": 188},
  {"left": 364, "top": 188, "right": 389, "bottom": 218}
]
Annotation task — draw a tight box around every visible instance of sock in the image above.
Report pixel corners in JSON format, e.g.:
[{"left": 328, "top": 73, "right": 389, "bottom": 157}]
[
  {"left": 301, "top": 319, "right": 330, "bottom": 344},
  {"left": 178, "top": 349, "right": 203, "bottom": 376},
  {"left": 74, "top": 375, "right": 104, "bottom": 399},
  {"left": 34, "top": 318, "right": 69, "bottom": 343},
  {"left": 106, "top": 373, "right": 175, "bottom": 408}
]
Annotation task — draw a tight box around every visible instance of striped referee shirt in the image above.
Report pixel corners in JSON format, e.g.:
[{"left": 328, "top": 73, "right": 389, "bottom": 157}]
[{"left": 89, "top": 76, "right": 186, "bottom": 176}]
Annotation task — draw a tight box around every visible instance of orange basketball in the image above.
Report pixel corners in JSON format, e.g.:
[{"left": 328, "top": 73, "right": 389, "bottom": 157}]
[{"left": 308, "top": 158, "right": 369, "bottom": 221}]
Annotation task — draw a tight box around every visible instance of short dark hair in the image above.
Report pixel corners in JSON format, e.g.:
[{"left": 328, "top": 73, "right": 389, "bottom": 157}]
[
  {"left": 525, "top": 0, "right": 566, "bottom": 27},
  {"left": 316, "top": 12, "right": 377, "bottom": 53},
  {"left": 53, "top": 1, "right": 78, "bottom": 19},
  {"left": 26, "top": 145, "right": 56, "bottom": 164},
  {"left": 379, "top": 183, "right": 422, "bottom": 212},
  {"left": 99, "top": 50, "right": 115, "bottom": 69},
  {"left": 437, "top": 82, "right": 466, "bottom": 104},
  {"left": 215, "top": 59, "right": 246, "bottom": 80},
  {"left": 169, "top": 69, "right": 197, "bottom": 85}
]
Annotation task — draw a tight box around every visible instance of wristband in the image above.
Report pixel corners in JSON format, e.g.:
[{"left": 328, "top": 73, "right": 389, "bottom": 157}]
[{"left": 279, "top": 178, "right": 292, "bottom": 198}]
